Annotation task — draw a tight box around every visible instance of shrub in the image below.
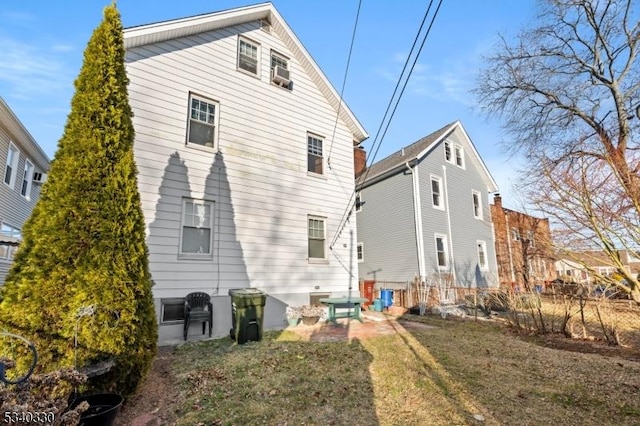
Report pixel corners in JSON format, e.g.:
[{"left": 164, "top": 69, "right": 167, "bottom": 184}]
[{"left": 0, "top": 4, "right": 156, "bottom": 397}]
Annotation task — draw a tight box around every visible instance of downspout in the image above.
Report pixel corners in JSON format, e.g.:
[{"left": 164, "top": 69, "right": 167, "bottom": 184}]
[
  {"left": 505, "top": 214, "right": 516, "bottom": 282},
  {"left": 442, "top": 165, "right": 456, "bottom": 284},
  {"left": 406, "top": 162, "right": 426, "bottom": 278}
]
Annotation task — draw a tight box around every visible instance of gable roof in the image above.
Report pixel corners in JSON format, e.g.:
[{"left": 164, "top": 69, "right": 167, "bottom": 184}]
[
  {"left": 357, "top": 120, "right": 498, "bottom": 191},
  {"left": 123, "top": 2, "right": 368, "bottom": 144},
  {"left": 0, "top": 97, "right": 50, "bottom": 170}
]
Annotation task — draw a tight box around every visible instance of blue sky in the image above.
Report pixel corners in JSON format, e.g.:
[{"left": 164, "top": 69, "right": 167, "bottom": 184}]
[{"left": 0, "top": 0, "right": 536, "bottom": 208}]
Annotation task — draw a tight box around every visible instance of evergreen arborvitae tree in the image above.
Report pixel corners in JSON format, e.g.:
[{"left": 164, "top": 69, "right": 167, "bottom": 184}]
[{"left": 0, "top": 4, "right": 157, "bottom": 396}]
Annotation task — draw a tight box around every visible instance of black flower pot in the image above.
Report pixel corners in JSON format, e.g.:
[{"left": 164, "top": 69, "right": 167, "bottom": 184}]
[{"left": 69, "top": 393, "right": 123, "bottom": 426}]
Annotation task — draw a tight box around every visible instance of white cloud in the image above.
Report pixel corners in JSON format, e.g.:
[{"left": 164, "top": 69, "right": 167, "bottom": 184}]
[{"left": 0, "top": 36, "right": 73, "bottom": 98}]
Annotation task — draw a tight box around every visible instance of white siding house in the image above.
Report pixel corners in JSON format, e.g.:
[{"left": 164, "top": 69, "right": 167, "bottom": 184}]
[
  {"left": 123, "top": 3, "right": 368, "bottom": 343},
  {"left": 0, "top": 97, "right": 50, "bottom": 285},
  {"left": 356, "top": 121, "right": 500, "bottom": 292}
]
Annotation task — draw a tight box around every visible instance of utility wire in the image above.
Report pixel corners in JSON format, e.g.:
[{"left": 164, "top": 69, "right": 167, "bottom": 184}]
[
  {"left": 327, "top": 0, "right": 363, "bottom": 165},
  {"left": 330, "top": 0, "right": 445, "bottom": 249}
]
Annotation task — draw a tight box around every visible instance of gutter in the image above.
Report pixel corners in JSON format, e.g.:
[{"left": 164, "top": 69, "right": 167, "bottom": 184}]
[
  {"left": 406, "top": 162, "right": 426, "bottom": 278},
  {"left": 443, "top": 165, "right": 456, "bottom": 284}
]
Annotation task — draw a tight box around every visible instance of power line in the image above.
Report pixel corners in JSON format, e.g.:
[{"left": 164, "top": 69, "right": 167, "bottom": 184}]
[
  {"left": 327, "top": 0, "right": 363, "bottom": 165},
  {"left": 330, "top": 0, "right": 445, "bottom": 250}
]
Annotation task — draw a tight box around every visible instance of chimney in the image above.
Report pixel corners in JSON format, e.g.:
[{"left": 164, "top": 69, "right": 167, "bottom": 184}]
[
  {"left": 493, "top": 193, "right": 502, "bottom": 209},
  {"left": 354, "top": 146, "right": 366, "bottom": 178}
]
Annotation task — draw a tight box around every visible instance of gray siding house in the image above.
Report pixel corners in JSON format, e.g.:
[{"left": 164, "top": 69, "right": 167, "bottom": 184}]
[
  {"left": 356, "top": 121, "right": 499, "bottom": 288},
  {"left": 123, "top": 3, "right": 368, "bottom": 343},
  {"left": 0, "top": 97, "right": 50, "bottom": 285}
]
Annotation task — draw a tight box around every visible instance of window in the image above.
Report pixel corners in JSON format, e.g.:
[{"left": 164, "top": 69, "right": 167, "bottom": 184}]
[
  {"left": 444, "top": 140, "right": 452, "bottom": 163},
  {"left": 431, "top": 175, "right": 443, "bottom": 209},
  {"left": 455, "top": 145, "right": 464, "bottom": 167},
  {"left": 187, "top": 95, "right": 218, "bottom": 148},
  {"left": 4, "top": 142, "right": 19, "bottom": 188},
  {"left": 180, "top": 199, "right": 213, "bottom": 256},
  {"left": 238, "top": 37, "right": 259, "bottom": 75},
  {"left": 435, "top": 234, "right": 448, "bottom": 268},
  {"left": 357, "top": 242, "right": 364, "bottom": 262},
  {"left": 308, "top": 216, "right": 326, "bottom": 260},
  {"left": 271, "top": 51, "right": 288, "bottom": 72},
  {"left": 307, "top": 134, "right": 324, "bottom": 175},
  {"left": 477, "top": 241, "right": 488, "bottom": 270},
  {"left": 0, "top": 222, "right": 21, "bottom": 261},
  {"left": 355, "top": 193, "right": 362, "bottom": 212},
  {"left": 527, "top": 230, "right": 535, "bottom": 247},
  {"left": 512, "top": 228, "right": 521, "bottom": 241},
  {"left": 21, "top": 159, "right": 34, "bottom": 199},
  {"left": 161, "top": 298, "right": 186, "bottom": 323},
  {"left": 472, "top": 190, "right": 482, "bottom": 219}
]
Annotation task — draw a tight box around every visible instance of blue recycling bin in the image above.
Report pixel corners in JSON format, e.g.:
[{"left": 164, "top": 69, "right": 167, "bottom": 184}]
[{"left": 380, "top": 289, "right": 393, "bottom": 308}]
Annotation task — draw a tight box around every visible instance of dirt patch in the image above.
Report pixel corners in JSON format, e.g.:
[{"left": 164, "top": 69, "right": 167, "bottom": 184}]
[
  {"left": 115, "top": 346, "right": 181, "bottom": 426},
  {"left": 527, "top": 332, "right": 640, "bottom": 362}
]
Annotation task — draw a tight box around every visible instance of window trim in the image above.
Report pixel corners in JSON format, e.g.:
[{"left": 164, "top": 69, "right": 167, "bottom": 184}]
[
  {"left": 477, "top": 240, "right": 488, "bottom": 271},
  {"left": 0, "top": 222, "right": 21, "bottom": 262},
  {"left": 307, "top": 215, "right": 328, "bottom": 263},
  {"left": 4, "top": 142, "right": 20, "bottom": 189},
  {"left": 179, "top": 198, "right": 214, "bottom": 260},
  {"left": 435, "top": 234, "right": 449, "bottom": 269},
  {"left": 357, "top": 242, "right": 364, "bottom": 263},
  {"left": 237, "top": 36, "right": 260, "bottom": 77},
  {"left": 512, "top": 228, "right": 521, "bottom": 242},
  {"left": 307, "top": 133, "right": 325, "bottom": 176},
  {"left": 160, "top": 297, "right": 186, "bottom": 324},
  {"left": 21, "top": 159, "right": 34, "bottom": 200},
  {"left": 430, "top": 175, "right": 444, "bottom": 210},
  {"left": 472, "top": 190, "right": 482, "bottom": 220},
  {"left": 186, "top": 93, "right": 219, "bottom": 150},
  {"left": 270, "top": 49, "right": 289, "bottom": 87}
]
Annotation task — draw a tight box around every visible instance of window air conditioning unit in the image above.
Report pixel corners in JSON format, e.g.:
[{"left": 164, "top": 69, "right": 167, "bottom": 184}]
[
  {"left": 32, "top": 172, "right": 47, "bottom": 184},
  {"left": 272, "top": 65, "right": 290, "bottom": 87}
]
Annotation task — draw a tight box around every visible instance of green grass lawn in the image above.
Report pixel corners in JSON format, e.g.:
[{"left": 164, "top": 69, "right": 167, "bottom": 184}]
[{"left": 168, "top": 316, "right": 640, "bottom": 425}]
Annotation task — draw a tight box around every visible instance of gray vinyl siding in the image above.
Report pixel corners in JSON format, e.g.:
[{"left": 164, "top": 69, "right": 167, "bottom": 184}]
[
  {"left": 356, "top": 170, "right": 418, "bottom": 282},
  {"left": 0, "top": 116, "right": 48, "bottom": 286},
  {"left": 418, "top": 134, "right": 498, "bottom": 287}
]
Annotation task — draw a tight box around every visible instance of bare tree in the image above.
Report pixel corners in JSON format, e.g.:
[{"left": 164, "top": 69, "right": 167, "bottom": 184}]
[{"left": 476, "top": 0, "right": 640, "bottom": 304}]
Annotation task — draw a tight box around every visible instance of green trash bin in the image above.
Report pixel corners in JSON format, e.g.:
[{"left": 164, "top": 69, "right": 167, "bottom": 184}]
[{"left": 229, "top": 288, "right": 267, "bottom": 344}]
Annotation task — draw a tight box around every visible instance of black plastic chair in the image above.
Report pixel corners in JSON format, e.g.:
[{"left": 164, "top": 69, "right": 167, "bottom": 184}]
[{"left": 183, "top": 292, "right": 213, "bottom": 341}]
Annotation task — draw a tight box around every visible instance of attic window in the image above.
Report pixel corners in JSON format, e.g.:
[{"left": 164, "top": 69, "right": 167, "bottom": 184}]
[
  {"left": 444, "top": 141, "right": 452, "bottom": 163},
  {"left": 238, "top": 37, "right": 259, "bottom": 75}
]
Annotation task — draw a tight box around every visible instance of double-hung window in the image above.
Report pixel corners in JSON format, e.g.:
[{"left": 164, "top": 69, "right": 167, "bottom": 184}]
[
  {"left": 187, "top": 95, "right": 218, "bottom": 148},
  {"left": 308, "top": 216, "right": 326, "bottom": 260},
  {"left": 357, "top": 242, "right": 364, "bottom": 262},
  {"left": 238, "top": 37, "right": 259, "bottom": 75},
  {"left": 4, "top": 142, "right": 19, "bottom": 188},
  {"left": 472, "top": 190, "right": 482, "bottom": 219},
  {"left": 444, "top": 140, "right": 452, "bottom": 163},
  {"left": 0, "top": 222, "right": 21, "bottom": 261},
  {"left": 455, "top": 145, "right": 465, "bottom": 168},
  {"left": 435, "top": 234, "right": 448, "bottom": 269},
  {"left": 431, "top": 175, "right": 443, "bottom": 209},
  {"left": 271, "top": 51, "right": 288, "bottom": 72},
  {"left": 307, "top": 134, "right": 324, "bottom": 175},
  {"left": 180, "top": 199, "right": 214, "bottom": 257},
  {"left": 512, "top": 228, "right": 521, "bottom": 241},
  {"left": 477, "top": 240, "right": 488, "bottom": 270},
  {"left": 21, "top": 159, "right": 34, "bottom": 199},
  {"left": 355, "top": 193, "right": 362, "bottom": 212}
]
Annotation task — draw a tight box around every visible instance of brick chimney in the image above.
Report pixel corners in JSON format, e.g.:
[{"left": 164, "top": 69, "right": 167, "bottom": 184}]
[
  {"left": 493, "top": 193, "right": 502, "bottom": 209},
  {"left": 354, "top": 146, "right": 366, "bottom": 178}
]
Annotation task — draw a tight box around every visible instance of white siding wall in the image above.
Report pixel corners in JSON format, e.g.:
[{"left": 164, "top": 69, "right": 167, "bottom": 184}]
[{"left": 126, "top": 22, "right": 359, "bottom": 340}]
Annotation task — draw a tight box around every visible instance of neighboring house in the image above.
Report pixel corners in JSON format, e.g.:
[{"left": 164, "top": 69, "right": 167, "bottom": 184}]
[
  {"left": 356, "top": 121, "right": 499, "bottom": 291},
  {"left": 123, "top": 3, "right": 368, "bottom": 343},
  {"left": 0, "top": 97, "right": 50, "bottom": 285},
  {"left": 555, "top": 250, "right": 640, "bottom": 284},
  {"left": 490, "top": 194, "right": 555, "bottom": 290}
]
